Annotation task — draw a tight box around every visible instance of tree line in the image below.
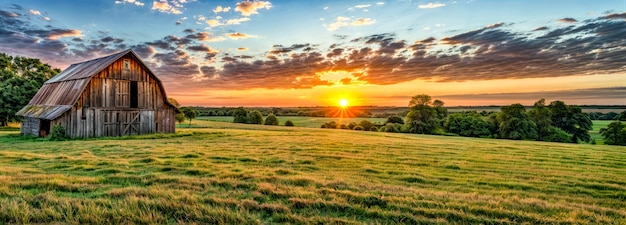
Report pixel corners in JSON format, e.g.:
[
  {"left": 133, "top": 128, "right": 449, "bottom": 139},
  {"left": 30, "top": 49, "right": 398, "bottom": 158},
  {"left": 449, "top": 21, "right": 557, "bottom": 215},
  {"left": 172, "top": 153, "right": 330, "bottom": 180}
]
[{"left": 318, "top": 94, "right": 626, "bottom": 145}]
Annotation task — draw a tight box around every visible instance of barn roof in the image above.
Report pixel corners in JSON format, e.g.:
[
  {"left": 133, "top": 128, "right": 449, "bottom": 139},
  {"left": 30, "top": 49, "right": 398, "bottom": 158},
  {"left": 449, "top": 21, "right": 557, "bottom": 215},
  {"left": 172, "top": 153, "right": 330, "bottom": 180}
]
[{"left": 17, "top": 49, "right": 176, "bottom": 120}]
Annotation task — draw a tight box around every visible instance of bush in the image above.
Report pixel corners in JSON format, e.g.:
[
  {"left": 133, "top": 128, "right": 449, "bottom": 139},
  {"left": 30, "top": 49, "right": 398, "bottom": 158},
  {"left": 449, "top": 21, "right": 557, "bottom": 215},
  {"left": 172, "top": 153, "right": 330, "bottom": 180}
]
[
  {"left": 284, "top": 120, "right": 294, "bottom": 126},
  {"left": 48, "top": 125, "right": 67, "bottom": 141},
  {"left": 543, "top": 127, "right": 572, "bottom": 143},
  {"left": 353, "top": 126, "right": 364, "bottom": 131},
  {"left": 385, "top": 116, "right": 405, "bottom": 124},
  {"left": 379, "top": 123, "right": 400, "bottom": 133},
  {"left": 264, "top": 113, "right": 279, "bottom": 125},
  {"left": 247, "top": 110, "right": 264, "bottom": 124},
  {"left": 369, "top": 126, "right": 378, "bottom": 131}
]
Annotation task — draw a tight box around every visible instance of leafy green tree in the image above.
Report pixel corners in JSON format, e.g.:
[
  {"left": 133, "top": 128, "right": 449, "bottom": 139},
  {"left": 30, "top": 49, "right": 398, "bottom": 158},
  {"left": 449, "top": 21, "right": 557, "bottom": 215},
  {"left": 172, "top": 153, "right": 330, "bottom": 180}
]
[
  {"left": 600, "top": 122, "right": 626, "bottom": 145},
  {"left": 180, "top": 107, "right": 197, "bottom": 127},
  {"left": 246, "top": 110, "right": 264, "bottom": 124},
  {"left": 543, "top": 127, "right": 573, "bottom": 143},
  {"left": 548, "top": 101, "right": 592, "bottom": 143},
  {"left": 617, "top": 110, "right": 626, "bottom": 121},
  {"left": 233, "top": 107, "right": 248, "bottom": 123},
  {"left": 284, "top": 120, "right": 294, "bottom": 127},
  {"left": 358, "top": 120, "right": 374, "bottom": 131},
  {"left": 175, "top": 112, "right": 185, "bottom": 125},
  {"left": 385, "top": 116, "right": 404, "bottom": 124},
  {"left": 0, "top": 53, "right": 59, "bottom": 126},
  {"left": 444, "top": 113, "right": 491, "bottom": 137},
  {"left": 264, "top": 113, "right": 279, "bottom": 125},
  {"left": 527, "top": 99, "right": 552, "bottom": 141},
  {"left": 405, "top": 94, "right": 443, "bottom": 134},
  {"left": 497, "top": 104, "right": 538, "bottom": 140},
  {"left": 348, "top": 122, "right": 357, "bottom": 129}
]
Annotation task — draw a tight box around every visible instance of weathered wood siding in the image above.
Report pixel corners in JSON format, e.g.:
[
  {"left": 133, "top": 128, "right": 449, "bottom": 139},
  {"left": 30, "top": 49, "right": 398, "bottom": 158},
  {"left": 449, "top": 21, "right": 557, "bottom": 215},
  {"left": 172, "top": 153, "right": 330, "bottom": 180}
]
[
  {"left": 20, "top": 117, "right": 40, "bottom": 136},
  {"left": 49, "top": 55, "right": 175, "bottom": 138}
]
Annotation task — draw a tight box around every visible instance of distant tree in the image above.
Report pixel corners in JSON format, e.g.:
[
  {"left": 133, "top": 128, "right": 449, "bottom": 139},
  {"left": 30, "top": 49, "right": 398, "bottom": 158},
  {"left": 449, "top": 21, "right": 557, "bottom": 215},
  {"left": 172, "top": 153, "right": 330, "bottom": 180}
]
[
  {"left": 167, "top": 98, "right": 181, "bottom": 108},
  {"left": 264, "top": 113, "right": 279, "bottom": 125},
  {"left": 543, "top": 127, "right": 572, "bottom": 143},
  {"left": 175, "top": 112, "right": 185, "bottom": 125},
  {"left": 385, "top": 115, "right": 405, "bottom": 124},
  {"left": 549, "top": 101, "right": 592, "bottom": 143},
  {"left": 444, "top": 113, "right": 491, "bottom": 137},
  {"left": 246, "top": 110, "right": 264, "bottom": 124},
  {"left": 618, "top": 110, "right": 626, "bottom": 121},
  {"left": 405, "top": 94, "right": 442, "bottom": 134},
  {"left": 180, "top": 107, "right": 197, "bottom": 127},
  {"left": 353, "top": 125, "right": 364, "bottom": 131},
  {"left": 348, "top": 122, "right": 357, "bottom": 129},
  {"left": 379, "top": 123, "right": 401, "bottom": 133},
  {"left": 284, "top": 120, "right": 294, "bottom": 127},
  {"left": 233, "top": 107, "right": 248, "bottom": 123},
  {"left": 358, "top": 120, "right": 374, "bottom": 131},
  {"left": 0, "top": 53, "right": 59, "bottom": 126},
  {"left": 600, "top": 122, "right": 626, "bottom": 145},
  {"left": 527, "top": 99, "right": 552, "bottom": 141},
  {"left": 497, "top": 104, "right": 538, "bottom": 140}
]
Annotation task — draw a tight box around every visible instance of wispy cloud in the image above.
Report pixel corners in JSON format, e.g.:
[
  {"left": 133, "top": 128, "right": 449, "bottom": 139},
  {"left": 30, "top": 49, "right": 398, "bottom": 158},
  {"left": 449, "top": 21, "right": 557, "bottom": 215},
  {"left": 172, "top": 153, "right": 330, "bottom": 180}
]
[
  {"left": 115, "top": 0, "right": 145, "bottom": 7},
  {"left": 213, "top": 5, "right": 231, "bottom": 14},
  {"left": 326, "top": 16, "right": 375, "bottom": 31},
  {"left": 235, "top": 0, "right": 272, "bottom": 16},
  {"left": 225, "top": 32, "right": 256, "bottom": 40},
  {"left": 355, "top": 4, "right": 371, "bottom": 8},
  {"left": 28, "top": 9, "right": 40, "bottom": 15},
  {"left": 557, "top": 17, "right": 577, "bottom": 23},
  {"left": 418, "top": 2, "right": 446, "bottom": 9},
  {"left": 151, "top": 0, "right": 191, "bottom": 14}
]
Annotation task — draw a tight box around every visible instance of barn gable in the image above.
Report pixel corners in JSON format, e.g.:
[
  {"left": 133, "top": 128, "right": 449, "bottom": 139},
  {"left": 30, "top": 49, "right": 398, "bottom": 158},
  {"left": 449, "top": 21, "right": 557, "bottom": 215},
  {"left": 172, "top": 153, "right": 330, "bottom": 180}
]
[{"left": 17, "top": 49, "right": 177, "bottom": 137}]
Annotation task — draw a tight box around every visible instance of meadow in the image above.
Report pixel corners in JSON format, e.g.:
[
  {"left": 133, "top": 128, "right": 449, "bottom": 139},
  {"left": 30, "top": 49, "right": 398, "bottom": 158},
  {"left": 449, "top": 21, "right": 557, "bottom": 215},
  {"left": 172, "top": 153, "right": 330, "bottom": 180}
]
[
  {"left": 197, "top": 116, "right": 387, "bottom": 128},
  {"left": 0, "top": 121, "right": 625, "bottom": 224}
]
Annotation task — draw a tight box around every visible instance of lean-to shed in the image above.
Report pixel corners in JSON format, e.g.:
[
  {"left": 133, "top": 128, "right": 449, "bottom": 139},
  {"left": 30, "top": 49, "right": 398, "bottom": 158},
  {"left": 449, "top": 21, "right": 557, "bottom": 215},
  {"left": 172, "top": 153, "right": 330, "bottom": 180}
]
[{"left": 17, "top": 49, "right": 177, "bottom": 137}]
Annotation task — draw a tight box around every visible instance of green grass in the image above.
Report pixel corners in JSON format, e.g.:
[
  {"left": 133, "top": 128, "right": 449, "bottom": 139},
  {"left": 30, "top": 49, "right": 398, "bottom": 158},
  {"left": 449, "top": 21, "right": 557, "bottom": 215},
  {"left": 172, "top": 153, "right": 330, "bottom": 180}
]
[
  {"left": 1, "top": 121, "right": 625, "bottom": 224},
  {"left": 196, "top": 116, "right": 387, "bottom": 128},
  {"left": 590, "top": 120, "right": 617, "bottom": 144}
]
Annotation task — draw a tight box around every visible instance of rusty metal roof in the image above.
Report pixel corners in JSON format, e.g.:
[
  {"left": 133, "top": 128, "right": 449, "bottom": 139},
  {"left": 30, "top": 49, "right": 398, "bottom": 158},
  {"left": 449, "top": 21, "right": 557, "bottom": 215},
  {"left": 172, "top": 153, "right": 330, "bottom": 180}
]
[
  {"left": 17, "top": 49, "right": 177, "bottom": 120},
  {"left": 16, "top": 105, "right": 72, "bottom": 120}
]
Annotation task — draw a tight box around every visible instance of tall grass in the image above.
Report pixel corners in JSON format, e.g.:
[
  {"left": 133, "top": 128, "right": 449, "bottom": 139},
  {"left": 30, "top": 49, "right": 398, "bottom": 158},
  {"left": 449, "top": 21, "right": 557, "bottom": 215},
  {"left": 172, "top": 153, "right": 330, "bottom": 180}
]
[{"left": 0, "top": 121, "right": 625, "bottom": 224}]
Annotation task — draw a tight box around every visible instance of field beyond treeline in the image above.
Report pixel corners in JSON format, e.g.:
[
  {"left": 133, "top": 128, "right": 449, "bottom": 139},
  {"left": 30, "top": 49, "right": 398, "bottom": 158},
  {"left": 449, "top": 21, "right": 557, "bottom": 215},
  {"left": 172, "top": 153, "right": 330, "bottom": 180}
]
[{"left": 1, "top": 121, "right": 625, "bottom": 224}]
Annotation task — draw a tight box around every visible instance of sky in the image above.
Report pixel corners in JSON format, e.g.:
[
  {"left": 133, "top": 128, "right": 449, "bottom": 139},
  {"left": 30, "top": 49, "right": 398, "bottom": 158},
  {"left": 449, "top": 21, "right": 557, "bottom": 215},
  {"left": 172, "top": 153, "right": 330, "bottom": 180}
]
[{"left": 0, "top": 0, "right": 625, "bottom": 107}]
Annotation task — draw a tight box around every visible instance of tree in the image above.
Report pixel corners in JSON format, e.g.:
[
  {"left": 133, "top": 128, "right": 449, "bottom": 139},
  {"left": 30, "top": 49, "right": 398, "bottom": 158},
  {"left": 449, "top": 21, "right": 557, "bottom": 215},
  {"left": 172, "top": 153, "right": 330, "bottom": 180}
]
[
  {"left": 496, "top": 104, "right": 538, "bottom": 140},
  {"left": 385, "top": 116, "right": 404, "bottom": 124},
  {"left": 444, "top": 113, "right": 491, "bottom": 137},
  {"left": 0, "top": 53, "right": 59, "bottom": 126},
  {"left": 180, "top": 107, "right": 197, "bottom": 127},
  {"left": 600, "top": 122, "right": 626, "bottom": 145},
  {"left": 264, "top": 113, "right": 279, "bottom": 125},
  {"left": 233, "top": 107, "right": 248, "bottom": 123},
  {"left": 246, "top": 110, "right": 264, "bottom": 124},
  {"left": 527, "top": 99, "right": 552, "bottom": 141},
  {"left": 618, "top": 110, "right": 626, "bottom": 121},
  {"left": 405, "top": 94, "right": 443, "bottom": 134},
  {"left": 175, "top": 112, "right": 185, "bottom": 125},
  {"left": 358, "top": 120, "right": 374, "bottom": 131},
  {"left": 285, "top": 120, "right": 294, "bottom": 127},
  {"left": 549, "top": 101, "right": 592, "bottom": 143}
]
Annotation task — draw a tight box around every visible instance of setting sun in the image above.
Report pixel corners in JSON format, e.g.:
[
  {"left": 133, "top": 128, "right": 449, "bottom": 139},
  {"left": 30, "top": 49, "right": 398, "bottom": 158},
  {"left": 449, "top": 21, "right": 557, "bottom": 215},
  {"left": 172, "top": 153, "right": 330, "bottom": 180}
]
[{"left": 339, "top": 99, "right": 349, "bottom": 107}]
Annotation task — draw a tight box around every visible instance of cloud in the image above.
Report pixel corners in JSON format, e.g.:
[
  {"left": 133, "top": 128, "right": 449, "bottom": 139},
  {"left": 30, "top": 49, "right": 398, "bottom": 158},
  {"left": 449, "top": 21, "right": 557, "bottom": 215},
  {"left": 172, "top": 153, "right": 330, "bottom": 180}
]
[
  {"left": 602, "top": 12, "right": 626, "bottom": 20},
  {"left": 438, "top": 87, "right": 626, "bottom": 105},
  {"left": 533, "top": 26, "right": 549, "bottom": 31},
  {"left": 225, "top": 32, "right": 256, "bottom": 40},
  {"left": 326, "top": 16, "right": 376, "bottom": 31},
  {"left": 206, "top": 19, "right": 221, "bottom": 27},
  {"left": 28, "top": 9, "right": 41, "bottom": 15},
  {"left": 213, "top": 5, "right": 231, "bottom": 14},
  {"left": 186, "top": 44, "right": 217, "bottom": 53},
  {"left": 45, "top": 29, "right": 83, "bottom": 40},
  {"left": 237, "top": 47, "right": 248, "bottom": 51},
  {"left": 186, "top": 31, "right": 224, "bottom": 42},
  {"left": 226, "top": 17, "right": 250, "bottom": 25},
  {"left": 235, "top": 0, "right": 272, "bottom": 16},
  {"left": 0, "top": 10, "right": 19, "bottom": 17},
  {"left": 115, "top": 0, "right": 145, "bottom": 6},
  {"left": 151, "top": 0, "right": 187, "bottom": 14},
  {"left": 418, "top": 2, "right": 445, "bottom": 9},
  {"left": 557, "top": 17, "right": 577, "bottom": 23},
  {"left": 376, "top": 2, "right": 385, "bottom": 5},
  {"left": 355, "top": 4, "right": 371, "bottom": 8}
]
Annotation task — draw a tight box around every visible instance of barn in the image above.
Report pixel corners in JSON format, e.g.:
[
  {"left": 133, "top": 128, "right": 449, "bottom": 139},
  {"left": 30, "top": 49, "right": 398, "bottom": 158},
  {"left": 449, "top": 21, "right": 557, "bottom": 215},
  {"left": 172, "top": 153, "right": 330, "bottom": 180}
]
[{"left": 16, "top": 49, "right": 177, "bottom": 138}]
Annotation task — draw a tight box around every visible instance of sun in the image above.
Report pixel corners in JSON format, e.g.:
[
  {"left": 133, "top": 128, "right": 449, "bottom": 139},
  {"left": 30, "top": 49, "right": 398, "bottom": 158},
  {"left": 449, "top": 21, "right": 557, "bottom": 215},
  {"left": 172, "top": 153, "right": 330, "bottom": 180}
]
[{"left": 339, "top": 98, "right": 349, "bottom": 108}]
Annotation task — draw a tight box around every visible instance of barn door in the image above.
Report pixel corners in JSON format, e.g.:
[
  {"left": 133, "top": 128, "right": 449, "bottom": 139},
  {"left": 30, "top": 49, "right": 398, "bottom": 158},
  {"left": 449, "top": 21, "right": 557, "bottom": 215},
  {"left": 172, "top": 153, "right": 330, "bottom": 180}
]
[
  {"left": 39, "top": 120, "right": 51, "bottom": 137},
  {"left": 122, "top": 111, "right": 141, "bottom": 136}
]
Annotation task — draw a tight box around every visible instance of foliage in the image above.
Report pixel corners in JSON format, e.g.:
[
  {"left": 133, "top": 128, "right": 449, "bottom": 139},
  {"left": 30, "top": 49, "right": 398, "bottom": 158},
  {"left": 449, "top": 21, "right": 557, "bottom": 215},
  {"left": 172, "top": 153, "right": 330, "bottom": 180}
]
[
  {"left": 353, "top": 125, "right": 364, "bottom": 131},
  {"left": 527, "top": 99, "right": 552, "bottom": 141},
  {"left": 358, "top": 120, "right": 374, "bottom": 131},
  {"left": 600, "top": 122, "right": 626, "bottom": 145},
  {"left": 444, "top": 113, "right": 491, "bottom": 137},
  {"left": 379, "top": 123, "right": 401, "bottom": 133},
  {"left": 543, "top": 127, "right": 573, "bottom": 143},
  {"left": 348, "top": 122, "right": 357, "bottom": 129},
  {"left": 618, "top": 110, "right": 626, "bottom": 121},
  {"left": 264, "top": 113, "right": 279, "bottom": 126},
  {"left": 0, "top": 52, "right": 60, "bottom": 126},
  {"left": 405, "top": 94, "right": 444, "bottom": 134},
  {"left": 549, "top": 101, "right": 593, "bottom": 143},
  {"left": 497, "top": 104, "right": 538, "bottom": 140},
  {"left": 246, "top": 110, "right": 264, "bottom": 125},
  {"left": 175, "top": 112, "right": 185, "bottom": 125},
  {"left": 385, "top": 116, "right": 404, "bottom": 124},
  {"left": 232, "top": 107, "right": 248, "bottom": 124},
  {"left": 284, "top": 120, "right": 294, "bottom": 126},
  {"left": 180, "top": 107, "right": 197, "bottom": 127},
  {"left": 48, "top": 125, "right": 67, "bottom": 141}
]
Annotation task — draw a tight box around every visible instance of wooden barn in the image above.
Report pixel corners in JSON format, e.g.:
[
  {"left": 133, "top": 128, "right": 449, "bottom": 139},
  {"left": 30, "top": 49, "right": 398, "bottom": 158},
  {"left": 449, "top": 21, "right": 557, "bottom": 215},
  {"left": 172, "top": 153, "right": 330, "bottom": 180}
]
[{"left": 17, "top": 49, "right": 177, "bottom": 138}]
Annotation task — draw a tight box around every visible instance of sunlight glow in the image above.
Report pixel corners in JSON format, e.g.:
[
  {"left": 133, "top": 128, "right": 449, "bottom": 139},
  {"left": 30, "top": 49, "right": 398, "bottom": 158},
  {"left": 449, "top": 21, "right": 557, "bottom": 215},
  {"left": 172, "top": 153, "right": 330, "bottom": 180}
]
[{"left": 339, "top": 98, "right": 349, "bottom": 107}]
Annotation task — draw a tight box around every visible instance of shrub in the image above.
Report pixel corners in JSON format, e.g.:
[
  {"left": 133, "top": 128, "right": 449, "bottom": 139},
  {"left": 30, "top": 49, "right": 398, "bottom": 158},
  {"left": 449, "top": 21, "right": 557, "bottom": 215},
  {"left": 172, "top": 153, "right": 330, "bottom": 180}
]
[
  {"left": 285, "top": 120, "right": 294, "bottom": 126},
  {"left": 358, "top": 120, "right": 374, "bottom": 131},
  {"left": 264, "top": 113, "right": 279, "bottom": 125},
  {"left": 247, "top": 110, "right": 264, "bottom": 124},
  {"left": 348, "top": 122, "right": 357, "bottom": 130},
  {"left": 353, "top": 126, "right": 364, "bottom": 131},
  {"left": 369, "top": 126, "right": 378, "bottom": 131},
  {"left": 543, "top": 127, "right": 572, "bottom": 143},
  {"left": 385, "top": 116, "right": 404, "bottom": 124},
  {"left": 379, "top": 123, "right": 399, "bottom": 133},
  {"left": 48, "top": 125, "right": 67, "bottom": 141}
]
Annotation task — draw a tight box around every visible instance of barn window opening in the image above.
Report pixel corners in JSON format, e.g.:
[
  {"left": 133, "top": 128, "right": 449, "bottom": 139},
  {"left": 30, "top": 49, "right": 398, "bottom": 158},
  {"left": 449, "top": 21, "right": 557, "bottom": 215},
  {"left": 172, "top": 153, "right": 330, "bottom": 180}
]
[
  {"left": 124, "top": 59, "right": 130, "bottom": 70},
  {"left": 130, "top": 81, "right": 138, "bottom": 108}
]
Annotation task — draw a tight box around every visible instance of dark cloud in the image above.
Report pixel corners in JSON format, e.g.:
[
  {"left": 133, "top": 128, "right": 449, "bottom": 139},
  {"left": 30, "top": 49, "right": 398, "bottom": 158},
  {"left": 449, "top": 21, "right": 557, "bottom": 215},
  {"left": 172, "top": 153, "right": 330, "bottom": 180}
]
[
  {"left": 200, "top": 66, "right": 217, "bottom": 78},
  {"left": 151, "top": 50, "right": 199, "bottom": 79},
  {"left": 183, "top": 29, "right": 195, "bottom": 33},
  {"left": 558, "top": 17, "right": 578, "bottom": 23},
  {"left": 269, "top": 43, "right": 311, "bottom": 55},
  {"left": 533, "top": 26, "right": 549, "bottom": 31},
  {"left": 603, "top": 12, "right": 626, "bottom": 20},
  {"left": 101, "top": 36, "right": 124, "bottom": 43},
  {"left": 145, "top": 40, "right": 173, "bottom": 50},
  {"left": 186, "top": 44, "right": 215, "bottom": 52},
  {"left": 438, "top": 87, "right": 626, "bottom": 105},
  {"left": 0, "top": 10, "right": 19, "bottom": 17}
]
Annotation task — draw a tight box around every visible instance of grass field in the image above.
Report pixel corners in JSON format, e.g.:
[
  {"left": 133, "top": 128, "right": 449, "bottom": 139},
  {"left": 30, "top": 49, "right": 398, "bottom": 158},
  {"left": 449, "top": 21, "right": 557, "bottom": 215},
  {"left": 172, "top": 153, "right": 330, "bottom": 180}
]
[
  {"left": 1, "top": 121, "right": 625, "bottom": 224},
  {"left": 197, "top": 116, "right": 388, "bottom": 128}
]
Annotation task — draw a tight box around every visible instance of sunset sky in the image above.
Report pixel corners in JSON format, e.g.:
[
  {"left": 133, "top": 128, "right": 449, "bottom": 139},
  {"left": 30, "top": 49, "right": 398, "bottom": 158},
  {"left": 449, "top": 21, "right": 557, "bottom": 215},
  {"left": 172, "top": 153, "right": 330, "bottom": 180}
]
[{"left": 1, "top": 0, "right": 625, "bottom": 107}]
